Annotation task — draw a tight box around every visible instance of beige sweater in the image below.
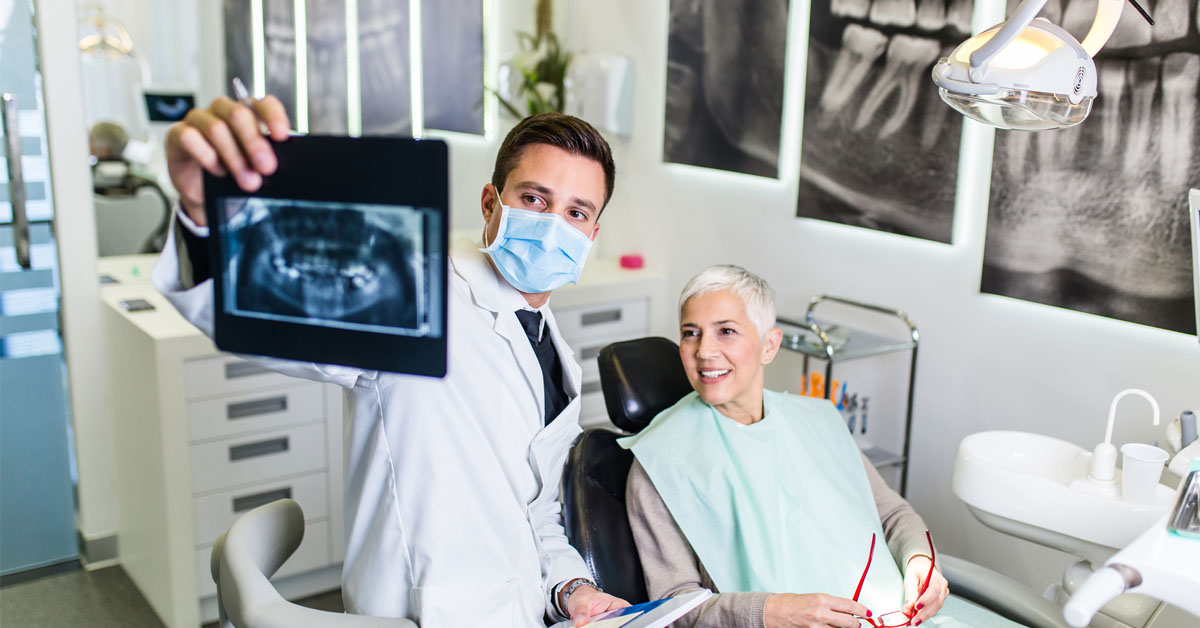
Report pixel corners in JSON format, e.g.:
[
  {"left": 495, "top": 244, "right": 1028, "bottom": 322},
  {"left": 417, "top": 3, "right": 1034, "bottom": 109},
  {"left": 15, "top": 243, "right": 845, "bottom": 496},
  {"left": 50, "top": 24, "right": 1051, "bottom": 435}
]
[{"left": 625, "top": 454, "right": 931, "bottom": 628}]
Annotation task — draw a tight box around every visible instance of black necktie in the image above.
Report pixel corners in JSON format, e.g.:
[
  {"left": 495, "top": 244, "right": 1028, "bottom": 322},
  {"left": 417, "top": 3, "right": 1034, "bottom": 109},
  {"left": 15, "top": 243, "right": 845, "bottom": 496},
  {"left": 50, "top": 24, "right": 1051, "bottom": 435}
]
[{"left": 515, "top": 310, "right": 569, "bottom": 425}]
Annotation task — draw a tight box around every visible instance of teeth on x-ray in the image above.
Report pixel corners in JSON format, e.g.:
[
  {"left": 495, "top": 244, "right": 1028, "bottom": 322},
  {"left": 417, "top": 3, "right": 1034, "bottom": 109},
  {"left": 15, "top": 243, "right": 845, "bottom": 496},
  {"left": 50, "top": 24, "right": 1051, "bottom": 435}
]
[
  {"left": 852, "top": 35, "right": 940, "bottom": 138},
  {"left": 230, "top": 200, "right": 423, "bottom": 332},
  {"left": 944, "top": 0, "right": 973, "bottom": 36},
  {"left": 1154, "top": 0, "right": 1189, "bottom": 41},
  {"left": 819, "top": 24, "right": 888, "bottom": 114},
  {"left": 1124, "top": 57, "right": 1161, "bottom": 175},
  {"left": 915, "top": 0, "right": 947, "bottom": 32},
  {"left": 869, "top": 0, "right": 916, "bottom": 28},
  {"left": 1160, "top": 54, "right": 1199, "bottom": 191},
  {"left": 831, "top": 0, "right": 870, "bottom": 20},
  {"left": 1097, "top": 61, "right": 1126, "bottom": 160}
]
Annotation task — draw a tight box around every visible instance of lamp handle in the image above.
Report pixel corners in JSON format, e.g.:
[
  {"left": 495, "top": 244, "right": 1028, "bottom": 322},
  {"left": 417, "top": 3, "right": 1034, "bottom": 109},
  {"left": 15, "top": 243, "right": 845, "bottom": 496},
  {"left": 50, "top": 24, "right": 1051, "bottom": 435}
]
[
  {"left": 969, "top": 0, "right": 1048, "bottom": 77},
  {"left": 1079, "top": 0, "right": 1125, "bottom": 57}
]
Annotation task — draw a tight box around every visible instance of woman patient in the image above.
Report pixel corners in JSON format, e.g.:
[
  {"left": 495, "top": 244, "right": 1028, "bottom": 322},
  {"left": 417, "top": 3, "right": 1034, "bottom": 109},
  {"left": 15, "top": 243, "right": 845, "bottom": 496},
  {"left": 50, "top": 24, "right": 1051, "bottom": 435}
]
[{"left": 620, "top": 265, "right": 957, "bottom": 628}]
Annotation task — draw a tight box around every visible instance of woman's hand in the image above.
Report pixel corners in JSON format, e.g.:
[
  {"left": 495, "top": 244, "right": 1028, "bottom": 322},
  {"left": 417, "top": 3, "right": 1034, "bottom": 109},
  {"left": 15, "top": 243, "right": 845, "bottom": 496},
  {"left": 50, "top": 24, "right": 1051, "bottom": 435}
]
[
  {"left": 765, "top": 592, "right": 872, "bottom": 628},
  {"left": 902, "top": 555, "right": 948, "bottom": 625},
  {"left": 164, "top": 95, "right": 291, "bottom": 226},
  {"left": 566, "top": 585, "right": 630, "bottom": 626}
]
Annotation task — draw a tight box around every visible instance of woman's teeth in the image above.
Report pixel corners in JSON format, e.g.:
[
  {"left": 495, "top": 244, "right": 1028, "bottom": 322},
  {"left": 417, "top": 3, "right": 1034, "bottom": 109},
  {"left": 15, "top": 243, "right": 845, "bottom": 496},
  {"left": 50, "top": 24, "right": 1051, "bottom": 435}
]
[{"left": 701, "top": 369, "right": 731, "bottom": 378}]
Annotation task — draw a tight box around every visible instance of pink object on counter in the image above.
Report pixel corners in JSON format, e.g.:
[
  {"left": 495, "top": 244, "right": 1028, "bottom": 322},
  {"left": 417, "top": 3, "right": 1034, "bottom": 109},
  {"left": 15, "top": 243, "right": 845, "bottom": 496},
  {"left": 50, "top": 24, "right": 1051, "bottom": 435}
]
[{"left": 619, "top": 254, "right": 644, "bottom": 269}]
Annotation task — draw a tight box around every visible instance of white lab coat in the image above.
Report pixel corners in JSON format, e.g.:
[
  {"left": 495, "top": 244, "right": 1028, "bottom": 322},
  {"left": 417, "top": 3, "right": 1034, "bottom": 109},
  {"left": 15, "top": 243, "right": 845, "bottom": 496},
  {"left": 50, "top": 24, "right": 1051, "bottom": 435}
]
[{"left": 153, "top": 228, "right": 592, "bottom": 627}]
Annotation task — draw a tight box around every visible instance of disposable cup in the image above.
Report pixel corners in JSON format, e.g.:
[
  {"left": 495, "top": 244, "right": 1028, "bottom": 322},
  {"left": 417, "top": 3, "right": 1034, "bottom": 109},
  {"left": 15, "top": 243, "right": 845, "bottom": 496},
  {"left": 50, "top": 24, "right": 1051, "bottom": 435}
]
[{"left": 1121, "top": 443, "right": 1169, "bottom": 503}]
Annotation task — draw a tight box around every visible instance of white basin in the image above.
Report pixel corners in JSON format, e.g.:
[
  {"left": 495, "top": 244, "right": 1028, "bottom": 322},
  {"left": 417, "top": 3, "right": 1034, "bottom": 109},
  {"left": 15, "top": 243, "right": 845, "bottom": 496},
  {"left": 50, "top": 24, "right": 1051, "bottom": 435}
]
[{"left": 952, "top": 431, "right": 1174, "bottom": 565}]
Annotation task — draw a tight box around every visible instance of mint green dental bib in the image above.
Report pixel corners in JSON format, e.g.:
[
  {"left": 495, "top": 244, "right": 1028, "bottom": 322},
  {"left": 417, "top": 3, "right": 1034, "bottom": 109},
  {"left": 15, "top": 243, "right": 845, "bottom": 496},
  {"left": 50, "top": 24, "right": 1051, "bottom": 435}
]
[{"left": 620, "top": 390, "right": 905, "bottom": 612}]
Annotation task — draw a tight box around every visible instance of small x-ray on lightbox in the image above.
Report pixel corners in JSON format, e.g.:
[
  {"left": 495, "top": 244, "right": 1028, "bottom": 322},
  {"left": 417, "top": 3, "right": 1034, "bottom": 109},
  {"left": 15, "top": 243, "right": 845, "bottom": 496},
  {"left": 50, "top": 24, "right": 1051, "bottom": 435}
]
[{"left": 205, "top": 135, "right": 448, "bottom": 376}]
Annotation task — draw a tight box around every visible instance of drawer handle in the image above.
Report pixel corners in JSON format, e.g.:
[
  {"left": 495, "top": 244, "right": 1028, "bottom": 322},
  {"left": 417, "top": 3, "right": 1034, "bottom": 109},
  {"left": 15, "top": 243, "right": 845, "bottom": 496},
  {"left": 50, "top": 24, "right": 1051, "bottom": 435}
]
[
  {"left": 224, "top": 361, "right": 272, "bottom": 379},
  {"left": 229, "top": 437, "right": 289, "bottom": 461},
  {"left": 227, "top": 396, "right": 288, "bottom": 419},
  {"left": 580, "top": 309, "right": 621, "bottom": 326},
  {"left": 232, "top": 487, "right": 293, "bottom": 513},
  {"left": 581, "top": 345, "right": 603, "bottom": 361},
  {"left": 582, "top": 380, "right": 602, "bottom": 395}
]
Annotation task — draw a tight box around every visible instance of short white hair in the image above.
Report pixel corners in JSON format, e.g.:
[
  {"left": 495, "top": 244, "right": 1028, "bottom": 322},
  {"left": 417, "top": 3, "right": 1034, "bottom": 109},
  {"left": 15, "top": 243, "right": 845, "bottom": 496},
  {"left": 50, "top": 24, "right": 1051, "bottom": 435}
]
[{"left": 678, "top": 265, "right": 776, "bottom": 340}]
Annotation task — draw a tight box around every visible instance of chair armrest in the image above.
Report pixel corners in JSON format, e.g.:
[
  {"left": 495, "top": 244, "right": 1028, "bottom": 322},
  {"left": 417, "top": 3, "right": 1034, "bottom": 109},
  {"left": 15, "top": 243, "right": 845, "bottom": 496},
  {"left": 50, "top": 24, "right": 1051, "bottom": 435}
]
[{"left": 940, "top": 554, "right": 1071, "bottom": 628}]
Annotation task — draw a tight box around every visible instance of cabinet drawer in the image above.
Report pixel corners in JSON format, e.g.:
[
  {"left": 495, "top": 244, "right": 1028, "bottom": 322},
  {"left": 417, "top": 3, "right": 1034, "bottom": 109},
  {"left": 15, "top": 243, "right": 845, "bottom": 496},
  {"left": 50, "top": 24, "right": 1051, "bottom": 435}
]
[
  {"left": 196, "top": 519, "right": 331, "bottom": 598},
  {"left": 556, "top": 299, "right": 648, "bottom": 343},
  {"left": 578, "top": 380, "right": 606, "bottom": 419},
  {"left": 193, "top": 472, "right": 329, "bottom": 546},
  {"left": 188, "top": 384, "right": 325, "bottom": 442},
  {"left": 191, "top": 424, "right": 326, "bottom": 494},
  {"left": 185, "top": 355, "right": 302, "bottom": 400}
]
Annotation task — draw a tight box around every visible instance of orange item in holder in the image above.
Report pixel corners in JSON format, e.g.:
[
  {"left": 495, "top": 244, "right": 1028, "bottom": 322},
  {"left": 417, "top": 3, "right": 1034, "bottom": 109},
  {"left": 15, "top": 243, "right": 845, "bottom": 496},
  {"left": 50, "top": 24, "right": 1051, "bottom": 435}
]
[{"left": 808, "top": 372, "right": 825, "bottom": 399}]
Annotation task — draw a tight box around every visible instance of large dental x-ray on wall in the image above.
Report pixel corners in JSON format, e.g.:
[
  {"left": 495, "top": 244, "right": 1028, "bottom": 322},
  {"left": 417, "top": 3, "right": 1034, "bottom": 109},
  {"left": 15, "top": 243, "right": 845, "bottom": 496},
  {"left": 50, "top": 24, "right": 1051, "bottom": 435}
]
[
  {"left": 796, "top": 0, "right": 967, "bottom": 243},
  {"left": 662, "top": 0, "right": 790, "bottom": 178},
  {"left": 223, "top": 0, "right": 484, "bottom": 137},
  {"left": 982, "top": 0, "right": 1200, "bottom": 335}
]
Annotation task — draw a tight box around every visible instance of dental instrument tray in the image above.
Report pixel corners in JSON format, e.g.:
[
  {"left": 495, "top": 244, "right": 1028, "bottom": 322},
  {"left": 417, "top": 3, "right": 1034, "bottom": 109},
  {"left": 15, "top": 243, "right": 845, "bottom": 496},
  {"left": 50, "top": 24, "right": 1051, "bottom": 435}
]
[{"left": 203, "top": 135, "right": 449, "bottom": 377}]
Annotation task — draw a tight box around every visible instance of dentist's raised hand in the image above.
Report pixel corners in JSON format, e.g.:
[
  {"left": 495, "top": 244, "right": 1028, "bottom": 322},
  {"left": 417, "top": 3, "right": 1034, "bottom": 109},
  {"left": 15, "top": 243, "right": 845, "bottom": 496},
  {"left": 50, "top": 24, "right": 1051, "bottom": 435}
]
[
  {"left": 165, "top": 95, "right": 291, "bottom": 226},
  {"left": 902, "top": 555, "right": 948, "bottom": 625}
]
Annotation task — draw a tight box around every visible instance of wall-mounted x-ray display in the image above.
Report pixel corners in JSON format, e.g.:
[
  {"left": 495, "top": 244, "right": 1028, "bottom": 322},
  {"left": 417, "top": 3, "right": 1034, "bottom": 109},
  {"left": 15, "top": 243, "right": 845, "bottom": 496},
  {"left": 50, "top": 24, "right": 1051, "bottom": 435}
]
[
  {"left": 204, "top": 135, "right": 449, "bottom": 376},
  {"left": 795, "top": 0, "right": 967, "bottom": 243},
  {"left": 263, "top": 0, "right": 298, "bottom": 124},
  {"left": 358, "top": 0, "right": 412, "bottom": 136},
  {"left": 982, "top": 0, "right": 1199, "bottom": 334},
  {"left": 306, "top": 0, "right": 348, "bottom": 134},
  {"left": 422, "top": 0, "right": 484, "bottom": 135},
  {"left": 663, "top": 0, "right": 789, "bottom": 178},
  {"left": 223, "top": 0, "right": 485, "bottom": 137}
]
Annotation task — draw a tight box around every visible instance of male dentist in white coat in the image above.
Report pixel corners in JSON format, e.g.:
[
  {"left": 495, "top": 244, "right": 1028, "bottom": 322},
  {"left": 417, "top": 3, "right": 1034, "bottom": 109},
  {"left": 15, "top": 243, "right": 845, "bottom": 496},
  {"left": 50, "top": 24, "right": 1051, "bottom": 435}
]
[{"left": 153, "top": 95, "right": 630, "bottom": 627}]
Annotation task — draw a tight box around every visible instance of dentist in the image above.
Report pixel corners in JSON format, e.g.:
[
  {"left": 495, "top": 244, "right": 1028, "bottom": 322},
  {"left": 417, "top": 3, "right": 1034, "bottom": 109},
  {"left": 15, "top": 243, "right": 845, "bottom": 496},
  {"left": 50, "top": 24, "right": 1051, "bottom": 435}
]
[{"left": 154, "top": 95, "right": 629, "bottom": 627}]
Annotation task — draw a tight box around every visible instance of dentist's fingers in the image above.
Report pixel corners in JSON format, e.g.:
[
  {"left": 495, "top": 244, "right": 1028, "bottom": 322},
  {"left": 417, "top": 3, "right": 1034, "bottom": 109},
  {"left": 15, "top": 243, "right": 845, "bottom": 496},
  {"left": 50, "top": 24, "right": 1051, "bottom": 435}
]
[
  {"left": 251, "top": 93, "right": 292, "bottom": 142},
  {"left": 210, "top": 96, "right": 278, "bottom": 177},
  {"left": 182, "top": 106, "right": 261, "bottom": 192}
]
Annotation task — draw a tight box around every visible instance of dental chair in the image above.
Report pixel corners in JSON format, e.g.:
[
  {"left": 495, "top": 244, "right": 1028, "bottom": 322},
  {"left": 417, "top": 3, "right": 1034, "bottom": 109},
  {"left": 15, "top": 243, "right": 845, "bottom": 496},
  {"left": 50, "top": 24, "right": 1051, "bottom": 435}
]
[
  {"left": 210, "top": 498, "right": 416, "bottom": 628},
  {"left": 563, "top": 337, "right": 1071, "bottom": 628}
]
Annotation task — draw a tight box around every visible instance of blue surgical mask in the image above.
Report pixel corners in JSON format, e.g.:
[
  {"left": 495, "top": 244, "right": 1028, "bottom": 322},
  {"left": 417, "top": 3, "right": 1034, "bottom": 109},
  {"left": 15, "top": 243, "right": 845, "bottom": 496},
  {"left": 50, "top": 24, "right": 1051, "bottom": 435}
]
[{"left": 481, "top": 204, "right": 594, "bottom": 294}]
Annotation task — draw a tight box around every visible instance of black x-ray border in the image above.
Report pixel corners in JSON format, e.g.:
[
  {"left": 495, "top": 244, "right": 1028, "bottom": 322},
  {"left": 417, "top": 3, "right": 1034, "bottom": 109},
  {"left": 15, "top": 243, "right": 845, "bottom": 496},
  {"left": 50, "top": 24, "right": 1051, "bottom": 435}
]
[{"left": 204, "top": 134, "right": 449, "bottom": 377}]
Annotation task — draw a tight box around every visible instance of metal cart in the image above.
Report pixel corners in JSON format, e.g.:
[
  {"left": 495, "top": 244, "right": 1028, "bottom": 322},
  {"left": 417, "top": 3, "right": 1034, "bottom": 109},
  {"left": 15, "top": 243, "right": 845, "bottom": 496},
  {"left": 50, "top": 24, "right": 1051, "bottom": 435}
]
[{"left": 777, "top": 295, "right": 920, "bottom": 496}]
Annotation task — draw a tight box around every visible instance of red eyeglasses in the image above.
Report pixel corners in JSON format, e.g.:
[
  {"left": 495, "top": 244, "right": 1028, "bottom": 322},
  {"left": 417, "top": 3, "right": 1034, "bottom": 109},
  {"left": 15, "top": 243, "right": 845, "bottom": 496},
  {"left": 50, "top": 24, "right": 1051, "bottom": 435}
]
[{"left": 851, "top": 530, "right": 935, "bottom": 627}]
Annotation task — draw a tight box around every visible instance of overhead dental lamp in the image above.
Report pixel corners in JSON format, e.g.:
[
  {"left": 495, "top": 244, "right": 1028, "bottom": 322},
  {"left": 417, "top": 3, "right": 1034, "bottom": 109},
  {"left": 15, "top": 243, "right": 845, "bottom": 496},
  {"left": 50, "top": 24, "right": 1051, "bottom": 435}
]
[{"left": 932, "top": 0, "right": 1153, "bottom": 130}]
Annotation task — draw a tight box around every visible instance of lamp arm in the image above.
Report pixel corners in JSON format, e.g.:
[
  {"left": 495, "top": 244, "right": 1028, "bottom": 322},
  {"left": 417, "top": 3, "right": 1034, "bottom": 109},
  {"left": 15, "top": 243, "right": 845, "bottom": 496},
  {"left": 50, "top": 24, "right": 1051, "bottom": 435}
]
[
  {"left": 969, "top": 0, "right": 1048, "bottom": 77},
  {"left": 1079, "top": 0, "right": 1125, "bottom": 57}
]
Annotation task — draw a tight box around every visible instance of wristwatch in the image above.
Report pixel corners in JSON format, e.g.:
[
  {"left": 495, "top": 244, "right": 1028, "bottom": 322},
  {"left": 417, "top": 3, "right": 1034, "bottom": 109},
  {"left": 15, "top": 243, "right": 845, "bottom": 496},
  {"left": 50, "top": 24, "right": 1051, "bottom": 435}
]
[{"left": 557, "top": 577, "right": 600, "bottom": 615}]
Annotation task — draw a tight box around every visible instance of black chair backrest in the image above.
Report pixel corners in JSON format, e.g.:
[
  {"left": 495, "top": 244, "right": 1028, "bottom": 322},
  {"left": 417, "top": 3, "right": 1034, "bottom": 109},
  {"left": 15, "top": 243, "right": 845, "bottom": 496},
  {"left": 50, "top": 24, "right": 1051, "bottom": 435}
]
[
  {"left": 562, "top": 337, "right": 693, "bottom": 605},
  {"left": 597, "top": 337, "right": 693, "bottom": 434}
]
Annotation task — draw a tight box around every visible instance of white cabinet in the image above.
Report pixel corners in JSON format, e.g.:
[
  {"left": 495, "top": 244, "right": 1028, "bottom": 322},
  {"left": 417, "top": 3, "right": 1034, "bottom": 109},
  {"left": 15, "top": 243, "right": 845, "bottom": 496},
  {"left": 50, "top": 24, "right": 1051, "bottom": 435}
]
[{"left": 101, "top": 285, "right": 344, "bottom": 627}]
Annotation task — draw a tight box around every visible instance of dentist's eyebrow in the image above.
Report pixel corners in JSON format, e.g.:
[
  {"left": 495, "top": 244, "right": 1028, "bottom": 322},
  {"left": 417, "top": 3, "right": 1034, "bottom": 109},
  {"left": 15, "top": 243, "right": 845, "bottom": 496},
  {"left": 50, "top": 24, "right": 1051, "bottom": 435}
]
[
  {"left": 513, "top": 181, "right": 555, "bottom": 199},
  {"left": 569, "top": 195, "right": 597, "bottom": 214}
]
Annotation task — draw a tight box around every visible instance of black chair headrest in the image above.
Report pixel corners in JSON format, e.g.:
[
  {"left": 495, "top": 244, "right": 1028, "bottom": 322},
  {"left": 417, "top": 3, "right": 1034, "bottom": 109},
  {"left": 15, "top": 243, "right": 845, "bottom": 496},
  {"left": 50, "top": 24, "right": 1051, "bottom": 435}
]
[{"left": 598, "top": 337, "right": 693, "bottom": 433}]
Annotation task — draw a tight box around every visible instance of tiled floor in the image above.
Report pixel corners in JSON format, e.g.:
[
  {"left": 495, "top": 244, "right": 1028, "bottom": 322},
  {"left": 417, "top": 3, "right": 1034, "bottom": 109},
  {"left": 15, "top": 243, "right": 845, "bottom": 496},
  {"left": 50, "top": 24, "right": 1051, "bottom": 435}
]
[{"left": 0, "top": 565, "right": 342, "bottom": 628}]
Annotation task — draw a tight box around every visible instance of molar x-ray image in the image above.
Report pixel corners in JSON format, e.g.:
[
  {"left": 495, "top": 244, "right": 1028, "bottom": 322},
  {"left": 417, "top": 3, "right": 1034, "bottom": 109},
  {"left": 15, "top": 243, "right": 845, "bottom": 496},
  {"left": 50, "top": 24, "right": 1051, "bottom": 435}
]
[
  {"left": 221, "top": 198, "right": 434, "bottom": 337},
  {"left": 663, "top": 0, "right": 790, "bottom": 178},
  {"left": 982, "top": 0, "right": 1199, "bottom": 334},
  {"left": 796, "top": 0, "right": 967, "bottom": 243}
]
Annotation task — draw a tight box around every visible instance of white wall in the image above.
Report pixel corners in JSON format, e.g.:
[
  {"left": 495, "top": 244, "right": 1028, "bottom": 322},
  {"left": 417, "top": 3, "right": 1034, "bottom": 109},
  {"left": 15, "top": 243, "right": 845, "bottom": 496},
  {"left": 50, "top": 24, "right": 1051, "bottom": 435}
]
[{"left": 566, "top": 0, "right": 1200, "bottom": 594}]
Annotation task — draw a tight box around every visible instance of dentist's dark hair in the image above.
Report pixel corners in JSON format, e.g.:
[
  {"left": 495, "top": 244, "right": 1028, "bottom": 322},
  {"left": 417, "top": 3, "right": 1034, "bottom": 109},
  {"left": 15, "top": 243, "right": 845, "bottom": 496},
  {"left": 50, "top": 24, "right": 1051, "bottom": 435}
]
[{"left": 492, "top": 113, "right": 616, "bottom": 211}]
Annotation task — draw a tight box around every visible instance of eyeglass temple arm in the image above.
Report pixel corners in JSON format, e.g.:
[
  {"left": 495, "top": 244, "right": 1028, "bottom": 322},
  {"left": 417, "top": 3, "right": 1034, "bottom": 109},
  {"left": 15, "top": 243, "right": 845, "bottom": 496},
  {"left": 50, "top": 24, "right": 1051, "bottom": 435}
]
[
  {"left": 853, "top": 533, "right": 876, "bottom": 602},
  {"left": 920, "top": 530, "right": 936, "bottom": 596}
]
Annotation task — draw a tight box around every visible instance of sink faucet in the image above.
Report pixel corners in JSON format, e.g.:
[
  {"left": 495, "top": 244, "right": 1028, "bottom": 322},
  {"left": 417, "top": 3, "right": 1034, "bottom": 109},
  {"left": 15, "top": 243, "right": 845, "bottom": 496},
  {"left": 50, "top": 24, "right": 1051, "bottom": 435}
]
[{"left": 1088, "top": 389, "right": 1161, "bottom": 483}]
